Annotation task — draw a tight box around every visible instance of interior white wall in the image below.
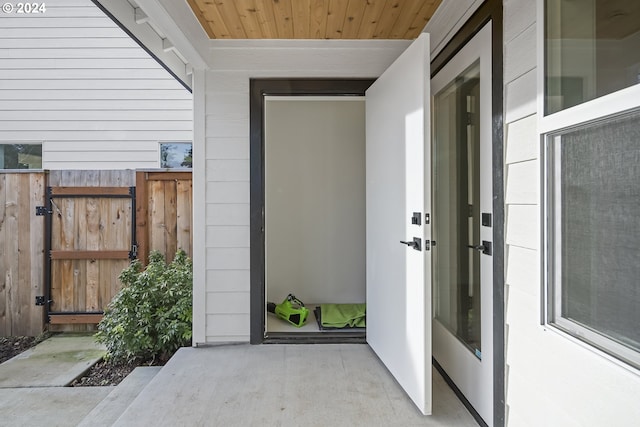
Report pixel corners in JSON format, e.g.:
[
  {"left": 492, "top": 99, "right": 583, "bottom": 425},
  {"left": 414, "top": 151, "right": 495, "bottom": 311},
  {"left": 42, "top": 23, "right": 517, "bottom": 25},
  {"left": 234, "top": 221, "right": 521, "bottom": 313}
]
[
  {"left": 201, "top": 39, "right": 409, "bottom": 343},
  {"left": 503, "top": 0, "right": 640, "bottom": 425},
  {"left": 265, "top": 98, "right": 366, "bottom": 306}
]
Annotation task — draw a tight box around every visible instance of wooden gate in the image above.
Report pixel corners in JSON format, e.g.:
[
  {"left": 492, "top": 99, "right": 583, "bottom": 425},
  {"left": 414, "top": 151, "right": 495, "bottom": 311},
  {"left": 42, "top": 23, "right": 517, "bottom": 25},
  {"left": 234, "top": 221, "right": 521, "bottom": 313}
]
[{"left": 44, "top": 172, "right": 136, "bottom": 329}]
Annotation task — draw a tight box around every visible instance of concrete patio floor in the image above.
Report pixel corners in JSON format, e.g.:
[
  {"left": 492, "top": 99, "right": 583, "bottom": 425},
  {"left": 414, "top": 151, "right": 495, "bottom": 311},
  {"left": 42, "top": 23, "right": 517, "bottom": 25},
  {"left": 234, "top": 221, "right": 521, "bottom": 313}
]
[{"left": 113, "top": 343, "right": 478, "bottom": 426}]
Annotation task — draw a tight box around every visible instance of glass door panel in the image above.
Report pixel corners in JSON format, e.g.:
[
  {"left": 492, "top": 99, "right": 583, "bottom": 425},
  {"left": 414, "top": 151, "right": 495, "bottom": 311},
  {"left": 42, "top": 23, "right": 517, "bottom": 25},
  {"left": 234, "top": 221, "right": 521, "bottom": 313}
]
[{"left": 433, "top": 60, "right": 482, "bottom": 358}]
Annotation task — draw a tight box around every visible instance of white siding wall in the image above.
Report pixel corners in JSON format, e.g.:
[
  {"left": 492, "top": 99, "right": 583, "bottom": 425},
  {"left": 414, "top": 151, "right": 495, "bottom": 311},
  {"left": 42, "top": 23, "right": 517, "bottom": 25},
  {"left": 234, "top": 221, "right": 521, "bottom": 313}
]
[
  {"left": 0, "top": 0, "right": 192, "bottom": 169},
  {"left": 199, "top": 40, "right": 409, "bottom": 343},
  {"left": 503, "top": 0, "right": 640, "bottom": 425}
]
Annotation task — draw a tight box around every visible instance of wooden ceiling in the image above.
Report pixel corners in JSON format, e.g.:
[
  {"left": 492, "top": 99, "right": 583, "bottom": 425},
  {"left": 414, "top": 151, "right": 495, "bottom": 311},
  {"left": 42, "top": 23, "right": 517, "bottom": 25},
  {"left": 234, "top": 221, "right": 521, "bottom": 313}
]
[{"left": 186, "top": 0, "right": 441, "bottom": 40}]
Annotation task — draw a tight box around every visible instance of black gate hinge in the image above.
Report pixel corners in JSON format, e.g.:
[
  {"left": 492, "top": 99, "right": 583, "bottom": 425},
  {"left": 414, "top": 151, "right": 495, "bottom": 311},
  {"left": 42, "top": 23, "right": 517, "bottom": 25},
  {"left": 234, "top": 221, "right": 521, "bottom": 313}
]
[
  {"left": 35, "top": 206, "right": 51, "bottom": 216},
  {"left": 129, "top": 244, "right": 138, "bottom": 260},
  {"left": 35, "top": 296, "right": 46, "bottom": 306}
]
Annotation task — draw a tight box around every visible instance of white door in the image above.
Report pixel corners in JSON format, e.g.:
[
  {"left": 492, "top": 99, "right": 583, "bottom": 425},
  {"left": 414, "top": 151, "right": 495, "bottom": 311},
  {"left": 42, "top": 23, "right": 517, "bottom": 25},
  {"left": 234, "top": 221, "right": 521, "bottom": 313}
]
[
  {"left": 431, "top": 23, "right": 493, "bottom": 425},
  {"left": 366, "top": 33, "right": 432, "bottom": 415}
]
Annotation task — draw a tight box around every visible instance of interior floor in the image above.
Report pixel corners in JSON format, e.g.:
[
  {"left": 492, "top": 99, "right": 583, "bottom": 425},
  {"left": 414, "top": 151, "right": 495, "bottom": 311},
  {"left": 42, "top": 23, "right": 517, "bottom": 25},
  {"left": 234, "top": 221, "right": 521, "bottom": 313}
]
[{"left": 266, "top": 304, "right": 366, "bottom": 334}]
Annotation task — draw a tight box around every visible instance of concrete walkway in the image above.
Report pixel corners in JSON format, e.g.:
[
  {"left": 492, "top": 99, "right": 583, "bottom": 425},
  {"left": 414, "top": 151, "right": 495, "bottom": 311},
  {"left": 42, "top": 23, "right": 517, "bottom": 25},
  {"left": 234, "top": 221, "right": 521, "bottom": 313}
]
[
  {"left": 0, "top": 333, "right": 106, "bottom": 388},
  {"left": 0, "top": 337, "right": 478, "bottom": 426},
  {"left": 113, "top": 344, "right": 478, "bottom": 427},
  {"left": 0, "top": 333, "right": 112, "bottom": 427},
  {"left": 0, "top": 386, "right": 114, "bottom": 427}
]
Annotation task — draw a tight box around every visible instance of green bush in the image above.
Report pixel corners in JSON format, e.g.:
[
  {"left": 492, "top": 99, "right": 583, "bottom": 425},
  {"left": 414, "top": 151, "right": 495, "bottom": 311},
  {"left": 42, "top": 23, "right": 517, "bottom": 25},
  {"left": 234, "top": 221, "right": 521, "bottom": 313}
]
[{"left": 96, "top": 250, "right": 193, "bottom": 363}]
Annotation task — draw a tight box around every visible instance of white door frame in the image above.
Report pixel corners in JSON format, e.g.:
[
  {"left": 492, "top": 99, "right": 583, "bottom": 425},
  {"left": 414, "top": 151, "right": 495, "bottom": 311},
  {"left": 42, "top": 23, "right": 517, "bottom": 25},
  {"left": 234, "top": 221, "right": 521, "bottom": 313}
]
[
  {"left": 428, "top": 0, "right": 505, "bottom": 425},
  {"left": 432, "top": 22, "right": 493, "bottom": 425}
]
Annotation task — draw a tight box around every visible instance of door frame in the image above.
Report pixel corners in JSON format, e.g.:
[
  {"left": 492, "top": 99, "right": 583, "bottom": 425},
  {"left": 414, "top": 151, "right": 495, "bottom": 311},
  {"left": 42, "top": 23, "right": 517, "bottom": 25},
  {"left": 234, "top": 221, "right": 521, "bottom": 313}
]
[
  {"left": 430, "top": 1, "right": 504, "bottom": 426},
  {"left": 249, "top": 79, "right": 375, "bottom": 344}
]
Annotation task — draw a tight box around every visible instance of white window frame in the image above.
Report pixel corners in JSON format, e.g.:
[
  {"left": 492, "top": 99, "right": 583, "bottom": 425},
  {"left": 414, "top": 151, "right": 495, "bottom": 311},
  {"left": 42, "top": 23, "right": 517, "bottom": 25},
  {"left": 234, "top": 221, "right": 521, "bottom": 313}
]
[{"left": 538, "top": 0, "right": 640, "bottom": 370}]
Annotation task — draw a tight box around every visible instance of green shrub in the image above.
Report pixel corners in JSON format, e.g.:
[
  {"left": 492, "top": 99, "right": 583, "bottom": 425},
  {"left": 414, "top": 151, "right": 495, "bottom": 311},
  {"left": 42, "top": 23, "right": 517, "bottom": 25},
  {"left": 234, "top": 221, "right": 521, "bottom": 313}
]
[{"left": 96, "top": 250, "right": 193, "bottom": 363}]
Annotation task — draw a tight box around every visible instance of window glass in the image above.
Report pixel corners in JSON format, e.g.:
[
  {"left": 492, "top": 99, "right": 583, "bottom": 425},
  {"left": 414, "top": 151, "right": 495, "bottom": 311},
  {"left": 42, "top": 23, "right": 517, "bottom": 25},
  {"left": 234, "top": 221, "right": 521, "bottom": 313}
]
[
  {"left": 0, "top": 144, "right": 42, "bottom": 169},
  {"left": 546, "top": 108, "right": 640, "bottom": 367},
  {"left": 160, "top": 142, "right": 192, "bottom": 168},
  {"left": 545, "top": 0, "right": 640, "bottom": 115},
  {"left": 433, "top": 61, "right": 482, "bottom": 358}
]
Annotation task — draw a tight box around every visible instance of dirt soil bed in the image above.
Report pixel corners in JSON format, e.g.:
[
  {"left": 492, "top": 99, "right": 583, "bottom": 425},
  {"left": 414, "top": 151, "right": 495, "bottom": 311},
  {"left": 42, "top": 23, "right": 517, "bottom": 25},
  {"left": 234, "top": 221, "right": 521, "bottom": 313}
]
[
  {"left": 71, "top": 358, "right": 166, "bottom": 387},
  {"left": 0, "top": 336, "right": 37, "bottom": 364}
]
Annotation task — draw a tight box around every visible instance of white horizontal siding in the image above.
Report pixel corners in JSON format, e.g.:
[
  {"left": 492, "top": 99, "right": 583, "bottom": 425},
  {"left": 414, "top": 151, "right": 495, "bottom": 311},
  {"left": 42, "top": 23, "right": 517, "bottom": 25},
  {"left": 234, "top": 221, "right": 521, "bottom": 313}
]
[
  {"left": 206, "top": 270, "right": 250, "bottom": 293},
  {"left": 0, "top": 0, "right": 191, "bottom": 170},
  {"left": 205, "top": 138, "right": 249, "bottom": 160},
  {"left": 200, "top": 40, "right": 409, "bottom": 343},
  {"left": 206, "top": 226, "right": 250, "bottom": 248},
  {"left": 0, "top": 110, "right": 192, "bottom": 120},
  {"left": 505, "top": 160, "right": 538, "bottom": 205},
  {"left": 0, "top": 48, "right": 150, "bottom": 59},
  {"left": 0, "top": 120, "right": 191, "bottom": 131},
  {"left": 206, "top": 204, "right": 249, "bottom": 226},
  {"left": 0, "top": 27, "right": 125, "bottom": 38},
  {"left": 205, "top": 159, "right": 249, "bottom": 181},
  {"left": 206, "top": 292, "right": 250, "bottom": 315},
  {"left": 0, "top": 58, "right": 161, "bottom": 69},
  {"left": 503, "top": 1, "right": 640, "bottom": 424},
  {"left": 0, "top": 38, "right": 138, "bottom": 49},
  {"left": 0, "top": 17, "right": 114, "bottom": 28},
  {"left": 0, "top": 68, "right": 181, "bottom": 80},
  {"left": 505, "top": 68, "right": 537, "bottom": 123},
  {"left": 504, "top": 24, "right": 536, "bottom": 84},
  {"left": 205, "top": 314, "right": 250, "bottom": 338}
]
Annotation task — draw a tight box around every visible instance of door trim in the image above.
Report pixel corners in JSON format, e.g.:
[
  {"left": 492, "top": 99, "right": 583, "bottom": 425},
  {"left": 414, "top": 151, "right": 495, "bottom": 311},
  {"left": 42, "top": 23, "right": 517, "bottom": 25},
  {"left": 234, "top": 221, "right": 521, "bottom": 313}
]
[
  {"left": 431, "top": 0, "right": 504, "bottom": 426},
  {"left": 249, "top": 79, "right": 375, "bottom": 344}
]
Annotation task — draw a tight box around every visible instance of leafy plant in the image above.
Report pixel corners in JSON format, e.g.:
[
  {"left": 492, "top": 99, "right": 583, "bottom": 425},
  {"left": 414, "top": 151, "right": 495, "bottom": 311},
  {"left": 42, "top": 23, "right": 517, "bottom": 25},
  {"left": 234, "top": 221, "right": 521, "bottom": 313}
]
[{"left": 96, "top": 250, "right": 193, "bottom": 363}]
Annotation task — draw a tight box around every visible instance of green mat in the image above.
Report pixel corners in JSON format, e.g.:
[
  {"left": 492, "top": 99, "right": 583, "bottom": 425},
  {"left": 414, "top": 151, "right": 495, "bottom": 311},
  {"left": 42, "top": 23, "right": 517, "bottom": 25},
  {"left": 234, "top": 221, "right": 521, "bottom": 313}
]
[{"left": 319, "top": 303, "right": 366, "bottom": 329}]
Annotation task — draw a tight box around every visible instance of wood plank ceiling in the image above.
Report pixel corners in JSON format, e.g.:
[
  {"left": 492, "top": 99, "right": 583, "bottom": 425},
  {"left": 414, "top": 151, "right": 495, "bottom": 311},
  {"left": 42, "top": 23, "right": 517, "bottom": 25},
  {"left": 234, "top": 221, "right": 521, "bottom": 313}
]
[{"left": 187, "top": 0, "right": 442, "bottom": 39}]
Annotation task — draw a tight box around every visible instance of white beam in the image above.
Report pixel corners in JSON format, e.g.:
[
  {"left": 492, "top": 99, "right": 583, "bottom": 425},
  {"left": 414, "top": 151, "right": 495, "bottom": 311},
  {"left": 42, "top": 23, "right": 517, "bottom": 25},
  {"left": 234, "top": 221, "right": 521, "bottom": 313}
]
[
  {"left": 162, "top": 38, "right": 174, "bottom": 52},
  {"left": 94, "top": 0, "right": 192, "bottom": 89},
  {"left": 134, "top": 7, "right": 149, "bottom": 24},
  {"left": 134, "top": 0, "right": 209, "bottom": 70}
]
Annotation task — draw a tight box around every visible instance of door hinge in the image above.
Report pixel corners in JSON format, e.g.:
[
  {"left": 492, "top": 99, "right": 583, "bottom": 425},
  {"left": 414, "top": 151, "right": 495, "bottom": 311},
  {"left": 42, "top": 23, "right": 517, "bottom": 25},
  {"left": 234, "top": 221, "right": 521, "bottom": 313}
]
[
  {"left": 425, "top": 240, "right": 430, "bottom": 251},
  {"left": 466, "top": 112, "right": 474, "bottom": 125}
]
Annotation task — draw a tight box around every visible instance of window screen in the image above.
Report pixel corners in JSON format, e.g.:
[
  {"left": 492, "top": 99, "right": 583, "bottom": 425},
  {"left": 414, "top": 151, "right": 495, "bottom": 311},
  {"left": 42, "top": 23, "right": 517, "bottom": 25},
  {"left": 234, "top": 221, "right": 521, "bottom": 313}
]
[{"left": 545, "top": 108, "right": 640, "bottom": 368}]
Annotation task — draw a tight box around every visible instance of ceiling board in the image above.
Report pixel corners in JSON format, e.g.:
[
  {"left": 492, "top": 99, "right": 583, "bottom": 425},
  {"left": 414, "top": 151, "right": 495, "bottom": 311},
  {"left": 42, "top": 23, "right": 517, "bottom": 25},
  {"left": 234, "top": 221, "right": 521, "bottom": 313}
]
[{"left": 187, "top": 0, "right": 442, "bottom": 40}]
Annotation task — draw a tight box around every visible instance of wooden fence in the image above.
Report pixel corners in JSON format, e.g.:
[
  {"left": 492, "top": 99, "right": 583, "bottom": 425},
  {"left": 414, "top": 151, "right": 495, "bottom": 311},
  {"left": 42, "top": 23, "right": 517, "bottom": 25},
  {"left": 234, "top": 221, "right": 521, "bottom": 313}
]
[
  {"left": 136, "top": 171, "right": 193, "bottom": 265},
  {"left": 0, "top": 170, "right": 192, "bottom": 336},
  {"left": 0, "top": 172, "right": 46, "bottom": 337}
]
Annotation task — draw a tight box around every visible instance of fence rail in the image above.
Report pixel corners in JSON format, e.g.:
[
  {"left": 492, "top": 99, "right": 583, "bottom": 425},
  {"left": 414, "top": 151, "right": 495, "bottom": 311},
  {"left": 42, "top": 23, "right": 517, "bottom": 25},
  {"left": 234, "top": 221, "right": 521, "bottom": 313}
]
[{"left": 0, "top": 169, "right": 192, "bottom": 336}]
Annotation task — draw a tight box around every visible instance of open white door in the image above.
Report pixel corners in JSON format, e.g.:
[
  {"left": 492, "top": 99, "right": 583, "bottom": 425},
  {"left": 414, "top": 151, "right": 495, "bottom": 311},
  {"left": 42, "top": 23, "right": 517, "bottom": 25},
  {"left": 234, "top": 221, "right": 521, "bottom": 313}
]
[{"left": 366, "top": 33, "right": 431, "bottom": 415}]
